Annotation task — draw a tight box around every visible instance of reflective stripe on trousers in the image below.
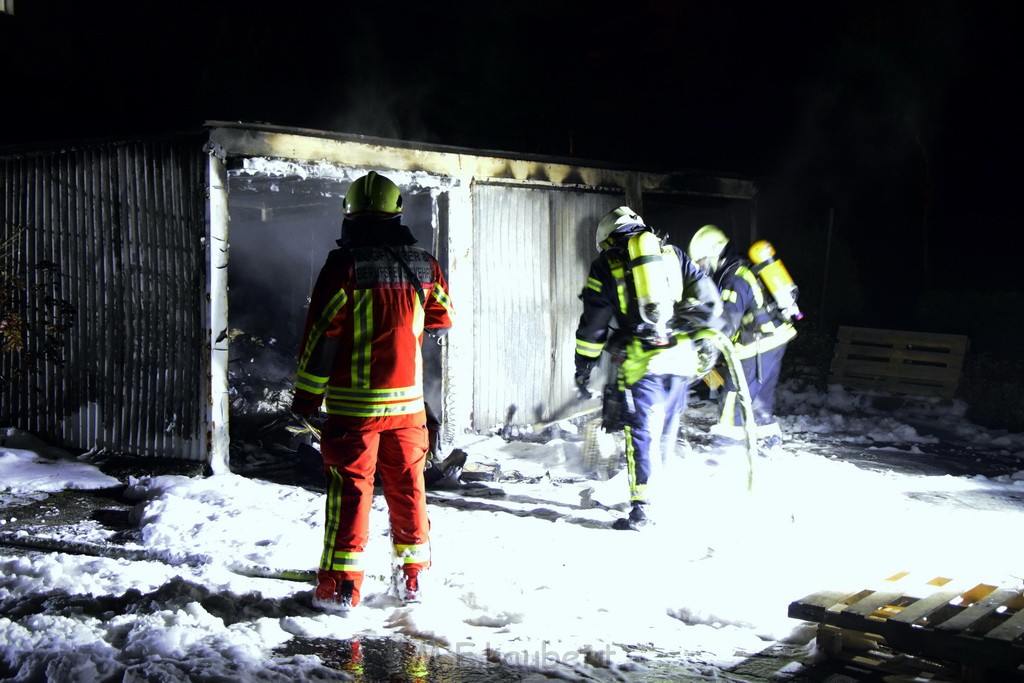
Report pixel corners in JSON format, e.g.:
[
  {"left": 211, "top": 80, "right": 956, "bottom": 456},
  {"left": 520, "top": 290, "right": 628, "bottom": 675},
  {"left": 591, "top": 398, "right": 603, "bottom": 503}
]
[
  {"left": 319, "top": 423, "right": 431, "bottom": 573},
  {"left": 624, "top": 373, "right": 689, "bottom": 503}
]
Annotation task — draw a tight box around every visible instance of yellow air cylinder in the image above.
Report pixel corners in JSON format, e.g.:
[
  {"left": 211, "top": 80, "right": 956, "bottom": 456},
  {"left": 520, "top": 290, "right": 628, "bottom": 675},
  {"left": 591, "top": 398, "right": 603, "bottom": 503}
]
[
  {"left": 627, "top": 231, "right": 677, "bottom": 333},
  {"left": 748, "top": 240, "right": 803, "bottom": 321}
]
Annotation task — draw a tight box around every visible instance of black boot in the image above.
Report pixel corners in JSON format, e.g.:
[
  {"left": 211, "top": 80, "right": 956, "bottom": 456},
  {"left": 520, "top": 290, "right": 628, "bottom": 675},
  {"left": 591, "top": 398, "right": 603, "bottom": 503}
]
[
  {"left": 612, "top": 502, "right": 652, "bottom": 530},
  {"left": 628, "top": 503, "right": 650, "bottom": 527}
]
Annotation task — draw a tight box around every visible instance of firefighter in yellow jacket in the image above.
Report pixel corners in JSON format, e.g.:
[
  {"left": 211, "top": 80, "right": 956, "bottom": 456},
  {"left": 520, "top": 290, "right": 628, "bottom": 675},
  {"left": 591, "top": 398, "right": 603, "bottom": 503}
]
[
  {"left": 292, "top": 172, "right": 454, "bottom": 610},
  {"left": 574, "top": 207, "right": 723, "bottom": 529},
  {"left": 688, "top": 225, "right": 799, "bottom": 452}
]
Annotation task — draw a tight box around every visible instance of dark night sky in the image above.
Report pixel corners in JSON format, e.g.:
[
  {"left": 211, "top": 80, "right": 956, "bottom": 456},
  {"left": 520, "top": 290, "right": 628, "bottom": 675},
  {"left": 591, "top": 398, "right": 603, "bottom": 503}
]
[{"left": 2, "top": 1, "right": 1021, "bottom": 348}]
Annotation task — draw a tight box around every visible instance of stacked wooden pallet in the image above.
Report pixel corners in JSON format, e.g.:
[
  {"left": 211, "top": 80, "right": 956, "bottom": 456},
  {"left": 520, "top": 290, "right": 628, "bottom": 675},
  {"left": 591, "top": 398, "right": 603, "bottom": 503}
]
[
  {"left": 829, "top": 326, "right": 970, "bottom": 399},
  {"left": 789, "top": 571, "right": 1024, "bottom": 681}
]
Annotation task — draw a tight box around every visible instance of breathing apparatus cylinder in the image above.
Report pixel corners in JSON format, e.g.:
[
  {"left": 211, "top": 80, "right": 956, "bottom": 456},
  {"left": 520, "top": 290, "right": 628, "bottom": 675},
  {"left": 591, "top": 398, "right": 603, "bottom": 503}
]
[
  {"left": 627, "top": 230, "right": 678, "bottom": 343},
  {"left": 748, "top": 240, "right": 803, "bottom": 321}
]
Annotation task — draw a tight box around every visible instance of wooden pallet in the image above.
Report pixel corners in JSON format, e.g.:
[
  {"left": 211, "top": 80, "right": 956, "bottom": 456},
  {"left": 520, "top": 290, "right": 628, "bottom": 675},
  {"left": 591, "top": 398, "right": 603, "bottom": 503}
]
[
  {"left": 789, "top": 571, "right": 1024, "bottom": 681},
  {"left": 829, "top": 326, "right": 970, "bottom": 399}
]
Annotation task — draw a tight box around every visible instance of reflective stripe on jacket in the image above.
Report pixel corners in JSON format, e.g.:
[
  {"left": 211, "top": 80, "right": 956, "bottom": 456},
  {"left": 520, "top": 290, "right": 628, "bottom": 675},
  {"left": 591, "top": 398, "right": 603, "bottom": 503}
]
[
  {"left": 715, "top": 259, "right": 795, "bottom": 359},
  {"left": 295, "top": 243, "right": 454, "bottom": 430},
  {"left": 574, "top": 237, "right": 720, "bottom": 385}
]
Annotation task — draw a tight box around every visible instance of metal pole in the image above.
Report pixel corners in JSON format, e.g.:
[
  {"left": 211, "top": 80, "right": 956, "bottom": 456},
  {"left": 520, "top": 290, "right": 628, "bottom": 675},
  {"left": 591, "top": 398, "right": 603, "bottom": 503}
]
[{"left": 205, "top": 153, "right": 231, "bottom": 474}]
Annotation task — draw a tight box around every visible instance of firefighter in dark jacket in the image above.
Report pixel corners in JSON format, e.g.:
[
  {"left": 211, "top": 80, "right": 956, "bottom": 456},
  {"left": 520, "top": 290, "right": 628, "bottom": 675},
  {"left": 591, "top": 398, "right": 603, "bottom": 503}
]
[
  {"left": 574, "top": 207, "right": 723, "bottom": 528},
  {"left": 292, "top": 171, "right": 454, "bottom": 611},
  {"left": 687, "top": 225, "right": 798, "bottom": 451}
]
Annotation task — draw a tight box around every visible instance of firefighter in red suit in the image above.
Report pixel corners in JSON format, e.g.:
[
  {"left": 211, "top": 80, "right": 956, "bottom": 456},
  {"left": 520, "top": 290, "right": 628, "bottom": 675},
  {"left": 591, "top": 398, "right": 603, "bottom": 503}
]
[{"left": 291, "top": 171, "right": 454, "bottom": 610}]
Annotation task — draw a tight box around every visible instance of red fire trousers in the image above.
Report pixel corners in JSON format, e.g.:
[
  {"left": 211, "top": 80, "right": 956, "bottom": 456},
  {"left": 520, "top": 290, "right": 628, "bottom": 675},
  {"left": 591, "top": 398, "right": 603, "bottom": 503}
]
[{"left": 318, "top": 422, "right": 431, "bottom": 583}]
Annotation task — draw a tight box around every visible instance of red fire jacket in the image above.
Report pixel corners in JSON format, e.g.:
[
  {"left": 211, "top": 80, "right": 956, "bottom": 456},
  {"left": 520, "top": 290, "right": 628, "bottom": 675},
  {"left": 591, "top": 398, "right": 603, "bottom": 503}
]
[{"left": 293, "top": 239, "right": 454, "bottom": 431}]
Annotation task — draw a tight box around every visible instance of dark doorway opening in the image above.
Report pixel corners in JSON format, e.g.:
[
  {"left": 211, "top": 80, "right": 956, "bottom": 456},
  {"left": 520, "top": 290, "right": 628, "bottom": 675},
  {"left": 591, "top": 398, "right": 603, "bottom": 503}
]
[{"left": 224, "top": 167, "right": 447, "bottom": 451}]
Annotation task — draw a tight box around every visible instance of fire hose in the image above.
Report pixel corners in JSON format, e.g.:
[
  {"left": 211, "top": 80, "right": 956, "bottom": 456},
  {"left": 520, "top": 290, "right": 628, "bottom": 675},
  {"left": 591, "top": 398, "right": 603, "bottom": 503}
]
[
  {"left": 692, "top": 327, "right": 758, "bottom": 491},
  {"left": 296, "top": 414, "right": 322, "bottom": 440}
]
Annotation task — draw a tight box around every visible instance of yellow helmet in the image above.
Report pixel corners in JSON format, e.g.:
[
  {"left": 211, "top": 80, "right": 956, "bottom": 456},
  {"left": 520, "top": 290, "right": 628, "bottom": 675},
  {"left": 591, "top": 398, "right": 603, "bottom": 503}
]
[
  {"left": 344, "top": 171, "right": 403, "bottom": 218},
  {"left": 688, "top": 224, "right": 730, "bottom": 274},
  {"left": 596, "top": 206, "right": 645, "bottom": 250}
]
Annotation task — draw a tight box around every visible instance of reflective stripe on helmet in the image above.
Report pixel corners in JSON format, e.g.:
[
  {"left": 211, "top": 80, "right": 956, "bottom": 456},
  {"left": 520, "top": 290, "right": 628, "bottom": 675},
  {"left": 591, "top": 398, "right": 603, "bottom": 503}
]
[{"left": 344, "top": 171, "right": 403, "bottom": 217}]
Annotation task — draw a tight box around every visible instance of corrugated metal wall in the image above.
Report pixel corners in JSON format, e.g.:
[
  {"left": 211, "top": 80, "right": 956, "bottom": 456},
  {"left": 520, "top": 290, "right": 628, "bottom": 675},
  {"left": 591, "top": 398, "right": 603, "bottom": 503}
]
[
  {"left": 0, "top": 139, "right": 208, "bottom": 458},
  {"left": 472, "top": 183, "right": 623, "bottom": 430}
]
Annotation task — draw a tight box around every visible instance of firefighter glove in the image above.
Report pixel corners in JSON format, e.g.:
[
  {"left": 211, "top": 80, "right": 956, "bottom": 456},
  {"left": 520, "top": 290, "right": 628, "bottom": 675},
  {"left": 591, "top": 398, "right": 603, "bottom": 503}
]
[
  {"left": 290, "top": 392, "right": 322, "bottom": 417},
  {"left": 288, "top": 389, "right": 323, "bottom": 421},
  {"left": 574, "top": 361, "right": 596, "bottom": 399},
  {"left": 695, "top": 338, "right": 721, "bottom": 378}
]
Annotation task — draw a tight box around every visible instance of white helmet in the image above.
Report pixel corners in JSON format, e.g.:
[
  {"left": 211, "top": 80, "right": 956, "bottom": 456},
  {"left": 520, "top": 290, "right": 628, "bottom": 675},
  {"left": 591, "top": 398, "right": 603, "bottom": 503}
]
[
  {"left": 596, "top": 206, "right": 645, "bottom": 250},
  {"left": 688, "top": 224, "right": 730, "bottom": 274}
]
